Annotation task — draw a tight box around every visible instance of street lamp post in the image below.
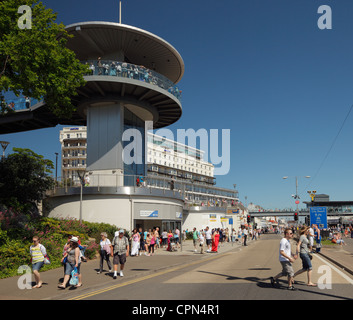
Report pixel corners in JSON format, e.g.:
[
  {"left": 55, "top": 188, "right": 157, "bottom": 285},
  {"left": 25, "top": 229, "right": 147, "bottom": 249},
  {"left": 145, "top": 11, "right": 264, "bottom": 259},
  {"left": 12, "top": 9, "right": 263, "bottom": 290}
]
[
  {"left": 307, "top": 190, "right": 317, "bottom": 203},
  {"left": 77, "top": 170, "right": 86, "bottom": 224},
  {"left": 0, "top": 141, "right": 10, "bottom": 160},
  {"left": 283, "top": 175, "right": 311, "bottom": 224},
  {"left": 55, "top": 152, "right": 58, "bottom": 184}
]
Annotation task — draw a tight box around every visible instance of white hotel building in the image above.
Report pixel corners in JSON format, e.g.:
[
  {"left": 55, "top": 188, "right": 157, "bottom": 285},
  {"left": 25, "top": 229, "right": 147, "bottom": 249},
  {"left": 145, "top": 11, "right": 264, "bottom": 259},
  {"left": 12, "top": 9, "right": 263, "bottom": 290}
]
[
  {"left": 59, "top": 127, "right": 214, "bottom": 185},
  {"left": 58, "top": 126, "right": 244, "bottom": 231}
]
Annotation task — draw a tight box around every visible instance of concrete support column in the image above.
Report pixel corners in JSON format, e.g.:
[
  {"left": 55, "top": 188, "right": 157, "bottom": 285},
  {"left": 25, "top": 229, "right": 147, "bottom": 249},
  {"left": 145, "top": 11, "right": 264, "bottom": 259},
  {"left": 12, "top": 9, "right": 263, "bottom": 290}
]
[{"left": 86, "top": 102, "right": 124, "bottom": 186}]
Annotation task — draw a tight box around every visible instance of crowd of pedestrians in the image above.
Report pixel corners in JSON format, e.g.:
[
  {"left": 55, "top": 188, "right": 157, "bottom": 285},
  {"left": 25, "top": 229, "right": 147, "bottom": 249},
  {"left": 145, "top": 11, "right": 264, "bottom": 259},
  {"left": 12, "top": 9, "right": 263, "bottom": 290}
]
[
  {"left": 26, "top": 223, "right": 288, "bottom": 292},
  {"left": 186, "top": 225, "right": 263, "bottom": 254},
  {"left": 30, "top": 224, "right": 254, "bottom": 290},
  {"left": 27, "top": 221, "right": 352, "bottom": 293}
]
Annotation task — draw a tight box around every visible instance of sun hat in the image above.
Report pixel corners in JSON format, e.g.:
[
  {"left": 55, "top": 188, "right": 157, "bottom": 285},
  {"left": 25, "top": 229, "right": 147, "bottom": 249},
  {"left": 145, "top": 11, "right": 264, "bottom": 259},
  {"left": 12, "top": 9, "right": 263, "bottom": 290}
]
[{"left": 71, "top": 236, "right": 79, "bottom": 242}]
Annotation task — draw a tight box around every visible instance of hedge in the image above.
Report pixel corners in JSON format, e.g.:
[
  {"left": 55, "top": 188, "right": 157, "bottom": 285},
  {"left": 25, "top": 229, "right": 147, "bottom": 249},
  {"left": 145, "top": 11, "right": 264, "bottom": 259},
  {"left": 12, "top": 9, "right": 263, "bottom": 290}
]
[{"left": 0, "top": 208, "right": 122, "bottom": 279}]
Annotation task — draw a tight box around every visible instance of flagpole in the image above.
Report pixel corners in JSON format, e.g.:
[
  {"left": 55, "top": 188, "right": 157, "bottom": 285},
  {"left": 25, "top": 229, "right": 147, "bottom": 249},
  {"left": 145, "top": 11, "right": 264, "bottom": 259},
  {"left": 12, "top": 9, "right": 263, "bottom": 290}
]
[{"left": 119, "top": 1, "right": 122, "bottom": 24}]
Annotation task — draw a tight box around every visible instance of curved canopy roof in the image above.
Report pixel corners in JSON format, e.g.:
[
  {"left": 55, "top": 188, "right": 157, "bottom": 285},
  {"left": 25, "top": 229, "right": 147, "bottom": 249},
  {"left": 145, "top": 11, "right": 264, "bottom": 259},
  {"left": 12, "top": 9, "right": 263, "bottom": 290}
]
[{"left": 65, "top": 21, "right": 184, "bottom": 84}]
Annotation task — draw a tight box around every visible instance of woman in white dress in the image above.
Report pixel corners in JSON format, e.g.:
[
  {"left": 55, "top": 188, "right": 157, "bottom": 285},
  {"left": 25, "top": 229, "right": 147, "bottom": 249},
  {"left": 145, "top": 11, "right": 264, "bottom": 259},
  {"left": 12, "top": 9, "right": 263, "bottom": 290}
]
[{"left": 130, "top": 229, "right": 140, "bottom": 256}]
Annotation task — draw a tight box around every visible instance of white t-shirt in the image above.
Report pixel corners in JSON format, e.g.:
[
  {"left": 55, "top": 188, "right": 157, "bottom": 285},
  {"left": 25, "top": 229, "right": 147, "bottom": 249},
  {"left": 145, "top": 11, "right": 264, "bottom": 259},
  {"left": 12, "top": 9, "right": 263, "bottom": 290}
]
[
  {"left": 205, "top": 230, "right": 212, "bottom": 240},
  {"left": 199, "top": 233, "right": 205, "bottom": 245},
  {"left": 99, "top": 239, "right": 111, "bottom": 250},
  {"left": 279, "top": 238, "right": 291, "bottom": 262}
]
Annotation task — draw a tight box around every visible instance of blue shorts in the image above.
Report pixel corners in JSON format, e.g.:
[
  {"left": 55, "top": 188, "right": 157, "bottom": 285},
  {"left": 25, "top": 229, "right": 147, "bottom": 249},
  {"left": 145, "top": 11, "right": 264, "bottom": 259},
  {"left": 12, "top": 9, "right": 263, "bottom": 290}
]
[
  {"left": 65, "top": 262, "right": 81, "bottom": 276},
  {"left": 32, "top": 261, "right": 44, "bottom": 271},
  {"left": 300, "top": 253, "right": 312, "bottom": 270}
]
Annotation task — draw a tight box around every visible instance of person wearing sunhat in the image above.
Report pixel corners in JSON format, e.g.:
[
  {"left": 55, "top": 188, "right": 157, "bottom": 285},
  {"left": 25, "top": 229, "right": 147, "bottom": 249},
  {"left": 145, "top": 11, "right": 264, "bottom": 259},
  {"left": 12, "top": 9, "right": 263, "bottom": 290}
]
[
  {"left": 110, "top": 230, "right": 129, "bottom": 279},
  {"left": 293, "top": 226, "right": 317, "bottom": 287},
  {"left": 58, "top": 236, "right": 82, "bottom": 289}
]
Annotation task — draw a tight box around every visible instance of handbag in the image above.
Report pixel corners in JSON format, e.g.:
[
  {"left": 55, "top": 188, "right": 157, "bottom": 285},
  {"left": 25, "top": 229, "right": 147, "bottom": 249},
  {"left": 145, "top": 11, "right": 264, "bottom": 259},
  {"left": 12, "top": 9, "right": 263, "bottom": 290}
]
[
  {"left": 43, "top": 254, "right": 51, "bottom": 265},
  {"left": 69, "top": 267, "right": 79, "bottom": 286},
  {"left": 103, "top": 244, "right": 111, "bottom": 255}
]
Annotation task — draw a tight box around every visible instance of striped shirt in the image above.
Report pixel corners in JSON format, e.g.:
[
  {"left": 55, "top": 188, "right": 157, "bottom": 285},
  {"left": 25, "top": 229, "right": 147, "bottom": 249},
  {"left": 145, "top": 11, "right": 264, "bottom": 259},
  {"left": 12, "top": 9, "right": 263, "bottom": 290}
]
[{"left": 30, "top": 246, "right": 44, "bottom": 264}]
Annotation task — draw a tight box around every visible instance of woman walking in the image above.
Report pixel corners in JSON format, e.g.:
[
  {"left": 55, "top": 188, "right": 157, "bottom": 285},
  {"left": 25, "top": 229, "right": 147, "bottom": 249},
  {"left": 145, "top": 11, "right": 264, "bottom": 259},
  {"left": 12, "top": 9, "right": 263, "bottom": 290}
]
[
  {"left": 149, "top": 231, "right": 156, "bottom": 256},
  {"left": 130, "top": 229, "right": 140, "bottom": 256},
  {"left": 58, "top": 237, "right": 82, "bottom": 288},
  {"left": 211, "top": 229, "right": 220, "bottom": 252},
  {"left": 29, "top": 236, "right": 46, "bottom": 288},
  {"left": 167, "top": 229, "right": 173, "bottom": 251},
  {"left": 293, "top": 226, "right": 316, "bottom": 287},
  {"left": 97, "top": 232, "right": 112, "bottom": 274},
  {"left": 145, "top": 233, "right": 151, "bottom": 256},
  {"left": 314, "top": 225, "right": 322, "bottom": 253}
]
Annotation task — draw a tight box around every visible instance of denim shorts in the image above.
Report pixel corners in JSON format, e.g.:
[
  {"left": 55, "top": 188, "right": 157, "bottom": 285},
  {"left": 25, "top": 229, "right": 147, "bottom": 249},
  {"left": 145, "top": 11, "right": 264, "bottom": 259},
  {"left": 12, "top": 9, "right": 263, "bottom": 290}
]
[
  {"left": 300, "top": 253, "right": 312, "bottom": 270},
  {"left": 32, "top": 261, "right": 44, "bottom": 271},
  {"left": 65, "top": 262, "right": 81, "bottom": 276}
]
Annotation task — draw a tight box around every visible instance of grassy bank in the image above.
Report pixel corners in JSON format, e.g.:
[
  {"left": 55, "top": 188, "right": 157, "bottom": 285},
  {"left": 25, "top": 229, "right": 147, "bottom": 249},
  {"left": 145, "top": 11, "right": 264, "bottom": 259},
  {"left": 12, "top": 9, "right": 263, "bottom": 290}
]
[{"left": 0, "top": 208, "right": 122, "bottom": 279}]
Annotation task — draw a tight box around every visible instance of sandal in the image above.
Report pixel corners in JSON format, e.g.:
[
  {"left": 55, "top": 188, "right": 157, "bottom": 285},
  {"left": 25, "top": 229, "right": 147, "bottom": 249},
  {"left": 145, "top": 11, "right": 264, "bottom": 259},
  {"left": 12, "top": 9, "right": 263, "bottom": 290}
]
[
  {"left": 58, "top": 284, "right": 66, "bottom": 289},
  {"left": 307, "top": 283, "right": 317, "bottom": 287}
]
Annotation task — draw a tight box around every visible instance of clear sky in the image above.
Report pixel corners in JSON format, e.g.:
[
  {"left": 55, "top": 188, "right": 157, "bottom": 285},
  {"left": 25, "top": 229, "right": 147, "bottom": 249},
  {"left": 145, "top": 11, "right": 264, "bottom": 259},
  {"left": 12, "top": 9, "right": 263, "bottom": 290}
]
[{"left": 2, "top": 0, "right": 353, "bottom": 210}]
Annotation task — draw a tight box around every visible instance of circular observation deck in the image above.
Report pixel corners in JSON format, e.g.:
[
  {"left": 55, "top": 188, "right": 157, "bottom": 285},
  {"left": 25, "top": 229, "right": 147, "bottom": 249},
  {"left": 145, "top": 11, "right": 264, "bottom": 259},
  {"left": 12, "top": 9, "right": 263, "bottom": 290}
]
[
  {"left": 0, "top": 22, "right": 184, "bottom": 134},
  {"left": 66, "top": 22, "right": 185, "bottom": 128}
]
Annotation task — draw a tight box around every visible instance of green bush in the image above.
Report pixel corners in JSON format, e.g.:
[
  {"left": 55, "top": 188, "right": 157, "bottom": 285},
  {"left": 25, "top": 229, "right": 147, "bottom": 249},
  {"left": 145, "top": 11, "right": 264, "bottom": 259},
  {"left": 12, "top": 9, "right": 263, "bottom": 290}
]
[{"left": 0, "top": 209, "right": 123, "bottom": 279}]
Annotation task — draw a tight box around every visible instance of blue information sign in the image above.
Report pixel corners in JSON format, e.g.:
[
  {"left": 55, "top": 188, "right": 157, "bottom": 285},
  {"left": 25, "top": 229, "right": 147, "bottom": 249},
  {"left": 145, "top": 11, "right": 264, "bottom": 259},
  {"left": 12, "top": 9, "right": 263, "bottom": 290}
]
[{"left": 309, "top": 207, "right": 327, "bottom": 229}]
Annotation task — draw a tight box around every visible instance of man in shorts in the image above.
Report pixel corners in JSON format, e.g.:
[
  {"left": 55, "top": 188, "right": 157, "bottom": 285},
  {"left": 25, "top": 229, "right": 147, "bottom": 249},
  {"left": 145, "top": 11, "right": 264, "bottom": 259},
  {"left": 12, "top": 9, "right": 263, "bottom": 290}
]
[
  {"left": 111, "top": 229, "right": 129, "bottom": 279},
  {"left": 205, "top": 226, "right": 212, "bottom": 252},
  {"left": 192, "top": 227, "right": 199, "bottom": 252},
  {"left": 270, "top": 228, "right": 298, "bottom": 290}
]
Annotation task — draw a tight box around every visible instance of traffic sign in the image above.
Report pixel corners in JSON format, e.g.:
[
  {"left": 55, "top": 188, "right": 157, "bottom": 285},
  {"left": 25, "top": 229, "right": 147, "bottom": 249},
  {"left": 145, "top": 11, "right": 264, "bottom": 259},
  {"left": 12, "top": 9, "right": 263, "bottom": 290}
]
[{"left": 309, "top": 207, "right": 327, "bottom": 229}]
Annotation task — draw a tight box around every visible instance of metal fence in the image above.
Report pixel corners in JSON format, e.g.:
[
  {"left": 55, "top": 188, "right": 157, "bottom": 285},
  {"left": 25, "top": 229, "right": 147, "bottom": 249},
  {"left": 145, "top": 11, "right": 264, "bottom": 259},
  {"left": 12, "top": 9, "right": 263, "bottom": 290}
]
[
  {"left": 82, "top": 60, "right": 182, "bottom": 101},
  {"left": 53, "top": 173, "right": 237, "bottom": 207}
]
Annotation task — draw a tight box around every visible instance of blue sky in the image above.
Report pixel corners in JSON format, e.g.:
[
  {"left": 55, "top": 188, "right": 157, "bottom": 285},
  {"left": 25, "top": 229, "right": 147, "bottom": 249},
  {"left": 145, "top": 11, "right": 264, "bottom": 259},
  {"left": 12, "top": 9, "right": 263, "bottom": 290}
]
[{"left": 2, "top": 0, "right": 353, "bottom": 210}]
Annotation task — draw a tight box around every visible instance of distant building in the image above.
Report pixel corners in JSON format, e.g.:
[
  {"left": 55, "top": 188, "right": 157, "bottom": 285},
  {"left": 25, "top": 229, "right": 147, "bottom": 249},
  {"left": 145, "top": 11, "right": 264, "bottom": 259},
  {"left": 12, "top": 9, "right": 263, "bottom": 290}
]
[
  {"left": 58, "top": 127, "right": 237, "bottom": 204},
  {"left": 304, "top": 194, "right": 353, "bottom": 226},
  {"left": 59, "top": 127, "right": 87, "bottom": 183},
  {"left": 57, "top": 126, "right": 241, "bottom": 231}
]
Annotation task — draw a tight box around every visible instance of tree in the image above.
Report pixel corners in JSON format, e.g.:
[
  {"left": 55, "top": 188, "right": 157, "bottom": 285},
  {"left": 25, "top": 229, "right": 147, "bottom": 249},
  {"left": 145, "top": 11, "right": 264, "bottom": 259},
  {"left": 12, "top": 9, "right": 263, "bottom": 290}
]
[
  {"left": 0, "top": 0, "right": 87, "bottom": 118},
  {"left": 0, "top": 148, "right": 54, "bottom": 208}
]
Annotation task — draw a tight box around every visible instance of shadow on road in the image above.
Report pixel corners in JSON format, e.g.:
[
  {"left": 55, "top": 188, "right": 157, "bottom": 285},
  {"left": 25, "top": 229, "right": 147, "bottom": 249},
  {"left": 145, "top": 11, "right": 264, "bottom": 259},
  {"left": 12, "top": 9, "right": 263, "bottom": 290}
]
[{"left": 197, "top": 270, "right": 352, "bottom": 300}]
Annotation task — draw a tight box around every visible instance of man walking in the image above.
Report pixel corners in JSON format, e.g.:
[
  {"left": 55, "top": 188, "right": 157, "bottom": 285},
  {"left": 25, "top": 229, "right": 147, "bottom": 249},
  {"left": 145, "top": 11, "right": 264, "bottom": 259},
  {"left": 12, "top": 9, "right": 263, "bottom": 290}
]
[
  {"left": 243, "top": 226, "right": 248, "bottom": 246},
  {"left": 205, "top": 226, "right": 212, "bottom": 252},
  {"left": 111, "top": 229, "right": 129, "bottom": 279},
  {"left": 192, "top": 227, "right": 199, "bottom": 252},
  {"left": 270, "top": 228, "right": 298, "bottom": 290}
]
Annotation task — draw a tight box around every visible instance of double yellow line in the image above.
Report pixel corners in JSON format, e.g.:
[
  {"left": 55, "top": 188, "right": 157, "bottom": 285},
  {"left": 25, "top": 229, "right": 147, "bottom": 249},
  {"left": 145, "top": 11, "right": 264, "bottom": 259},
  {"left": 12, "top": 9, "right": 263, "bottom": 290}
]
[{"left": 69, "top": 252, "right": 231, "bottom": 300}]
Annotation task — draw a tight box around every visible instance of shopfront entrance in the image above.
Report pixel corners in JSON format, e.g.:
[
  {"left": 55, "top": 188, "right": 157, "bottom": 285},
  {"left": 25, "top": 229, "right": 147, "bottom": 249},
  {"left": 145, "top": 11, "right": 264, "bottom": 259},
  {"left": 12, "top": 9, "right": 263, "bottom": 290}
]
[{"left": 135, "top": 219, "right": 181, "bottom": 233}]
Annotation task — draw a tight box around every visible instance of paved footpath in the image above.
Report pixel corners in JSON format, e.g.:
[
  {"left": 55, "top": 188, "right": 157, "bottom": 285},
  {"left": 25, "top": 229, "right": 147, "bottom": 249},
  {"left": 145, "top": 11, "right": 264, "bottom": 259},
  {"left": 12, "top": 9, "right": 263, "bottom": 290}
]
[
  {"left": 0, "top": 234, "right": 352, "bottom": 300},
  {"left": 319, "top": 237, "right": 353, "bottom": 276}
]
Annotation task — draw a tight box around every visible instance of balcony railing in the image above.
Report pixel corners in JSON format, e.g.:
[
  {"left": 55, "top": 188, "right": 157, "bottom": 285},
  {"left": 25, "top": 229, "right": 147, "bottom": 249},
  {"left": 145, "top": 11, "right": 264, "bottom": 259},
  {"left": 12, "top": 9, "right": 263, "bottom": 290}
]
[
  {"left": 0, "top": 97, "right": 40, "bottom": 114},
  {"left": 52, "top": 173, "right": 238, "bottom": 207},
  {"left": 82, "top": 60, "right": 182, "bottom": 102}
]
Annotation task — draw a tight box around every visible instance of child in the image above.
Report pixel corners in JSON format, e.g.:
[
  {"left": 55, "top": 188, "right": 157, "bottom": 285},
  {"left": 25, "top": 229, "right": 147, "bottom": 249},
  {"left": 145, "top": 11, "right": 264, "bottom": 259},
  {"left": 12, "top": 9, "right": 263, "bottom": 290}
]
[{"left": 199, "top": 231, "right": 205, "bottom": 254}]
